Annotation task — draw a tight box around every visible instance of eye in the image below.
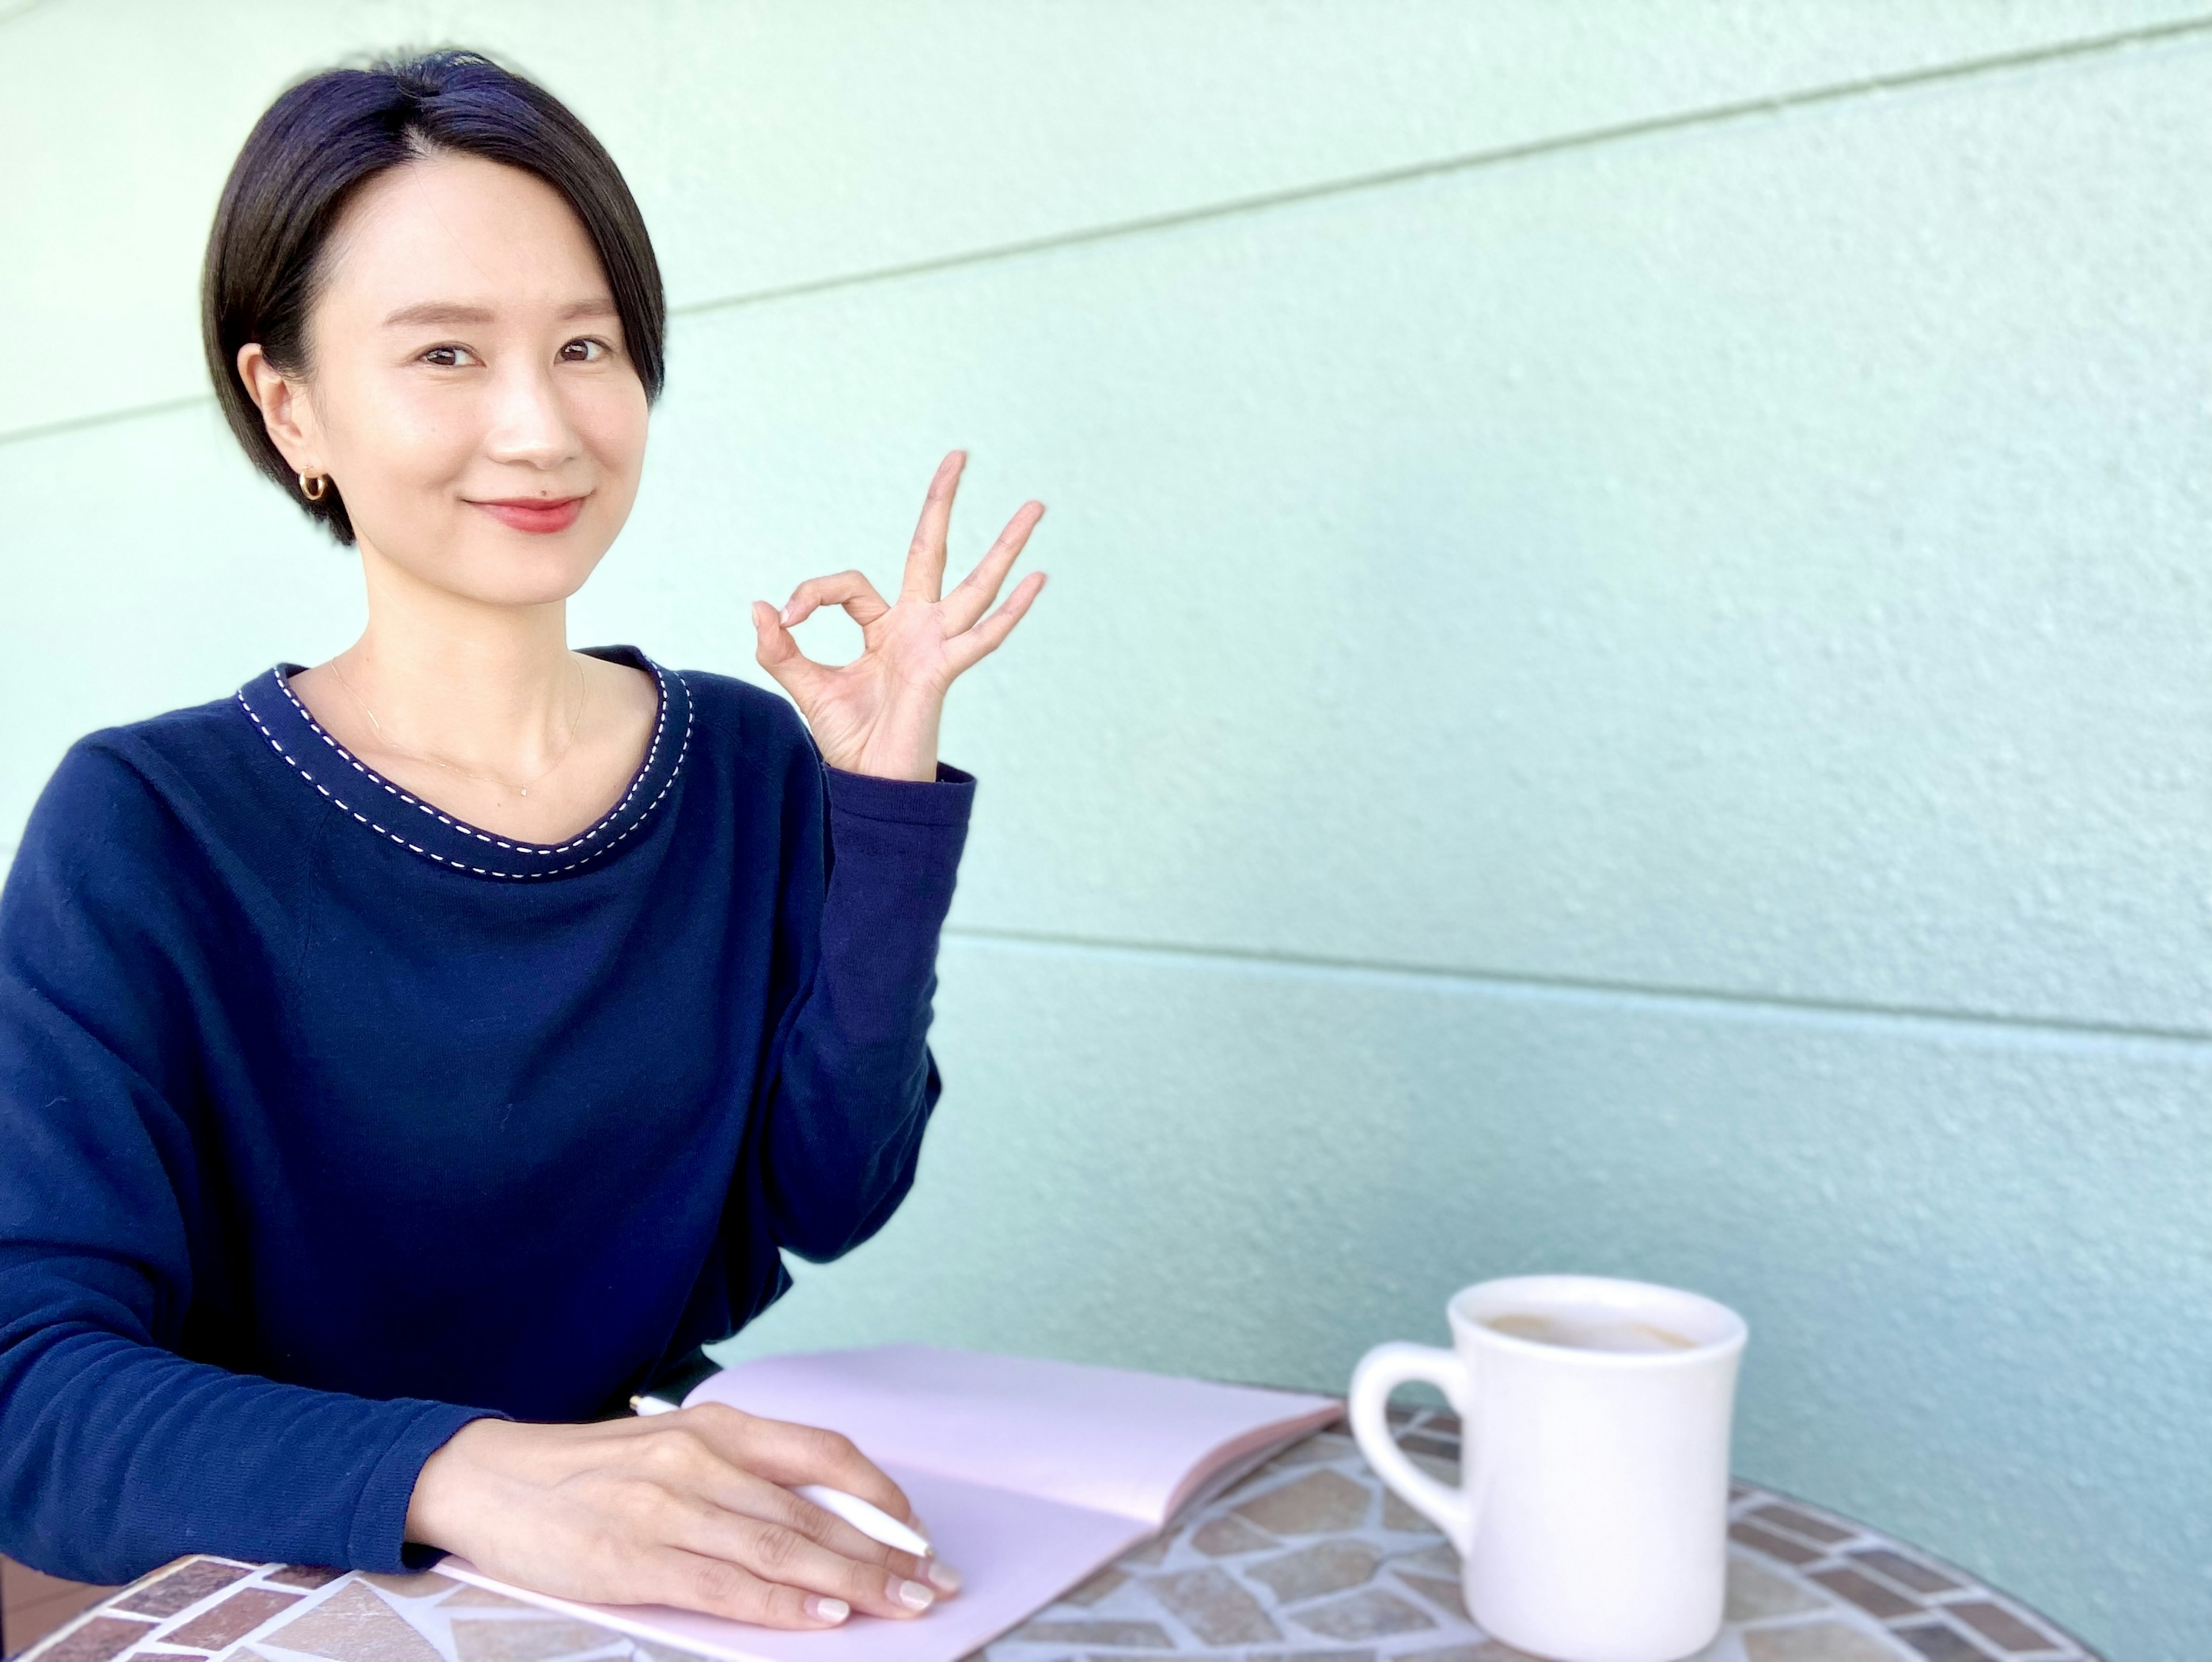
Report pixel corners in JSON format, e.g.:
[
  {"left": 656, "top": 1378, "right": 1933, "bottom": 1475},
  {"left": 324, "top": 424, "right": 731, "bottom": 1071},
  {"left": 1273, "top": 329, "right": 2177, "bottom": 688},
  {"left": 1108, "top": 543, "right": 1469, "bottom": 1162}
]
[
  {"left": 420, "top": 344, "right": 480, "bottom": 369},
  {"left": 559, "top": 337, "right": 612, "bottom": 364}
]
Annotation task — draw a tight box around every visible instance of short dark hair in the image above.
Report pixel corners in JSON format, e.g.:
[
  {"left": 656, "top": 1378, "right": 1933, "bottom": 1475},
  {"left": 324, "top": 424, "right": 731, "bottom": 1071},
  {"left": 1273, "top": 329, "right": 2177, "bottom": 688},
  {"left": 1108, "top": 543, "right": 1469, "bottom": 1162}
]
[{"left": 202, "top": 48, "right": 666, "bottom": 544}]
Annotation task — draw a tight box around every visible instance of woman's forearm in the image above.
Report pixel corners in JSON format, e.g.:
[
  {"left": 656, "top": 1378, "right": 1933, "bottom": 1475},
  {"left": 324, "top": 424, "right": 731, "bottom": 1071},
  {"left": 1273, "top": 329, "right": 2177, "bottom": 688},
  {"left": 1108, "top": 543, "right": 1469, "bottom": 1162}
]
[
  {"left": 0, "top": 1290, "right": 491, "bottom": 1583},
  {"left": 756, "top": 765, "right": 973, "bottom": 1260}
]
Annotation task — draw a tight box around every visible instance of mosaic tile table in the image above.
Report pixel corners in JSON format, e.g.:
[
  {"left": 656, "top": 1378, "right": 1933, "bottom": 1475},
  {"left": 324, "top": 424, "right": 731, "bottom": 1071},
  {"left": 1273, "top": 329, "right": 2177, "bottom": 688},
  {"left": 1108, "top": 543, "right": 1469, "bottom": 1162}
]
[{"left": 18, "top": 1407, "right": 2101, "bottom": 1662}]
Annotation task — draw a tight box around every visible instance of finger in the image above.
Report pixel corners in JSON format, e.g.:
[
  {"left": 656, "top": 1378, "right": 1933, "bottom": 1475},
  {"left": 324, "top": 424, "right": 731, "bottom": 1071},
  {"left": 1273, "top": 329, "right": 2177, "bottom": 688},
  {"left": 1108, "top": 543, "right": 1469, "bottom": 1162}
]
[
  {"left": 664, "top": 1497, "right": 942, "bottom": 1621},
  {"left": 698, "top": 1463, "right": 933, "bottom": 1584},
  {"left": 612, "top": 1422, "right": 927, "bottom": 1584},
  {"left": 781, "top": 570, "right": 890, "bottom": 630},
  {"left": 945, "top": 570, "right": 1047, "bottom": 673},
  {"left": 647, "top": 1545, "right": 853, "bottom": 1629},
  {"left": 615, "top": 1426, "right": 945, "bottom": 1619},
  {"left": 684, "top": 1405, "right": 917, "bottom": 1525},
  {"left": 638, "top": 1421, "right": 959, "bottom": 1599},
  {"left": 901, "top": 450, "right": 965, "bottom": 603},
  {"left": 752, "top": 601, "right": 833, "bottom": 704},
  {"left": 941, "top": 500, "right": 1044, "bottom": 635}
]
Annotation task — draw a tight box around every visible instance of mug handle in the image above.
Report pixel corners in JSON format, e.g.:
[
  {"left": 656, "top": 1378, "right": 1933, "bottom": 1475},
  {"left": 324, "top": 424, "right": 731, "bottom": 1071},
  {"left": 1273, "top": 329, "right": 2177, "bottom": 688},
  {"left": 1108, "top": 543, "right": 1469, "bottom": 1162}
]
[{"left": 1348, "top": 1341, "right": 1474, "bottom": 1550}]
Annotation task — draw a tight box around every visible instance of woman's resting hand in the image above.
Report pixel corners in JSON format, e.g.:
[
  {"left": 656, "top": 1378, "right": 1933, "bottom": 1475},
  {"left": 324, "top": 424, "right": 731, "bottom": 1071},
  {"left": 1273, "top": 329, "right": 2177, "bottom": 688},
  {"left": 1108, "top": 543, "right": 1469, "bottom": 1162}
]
[{"left": 404, "top": 1405, "right": 960, "bottom": 1628}]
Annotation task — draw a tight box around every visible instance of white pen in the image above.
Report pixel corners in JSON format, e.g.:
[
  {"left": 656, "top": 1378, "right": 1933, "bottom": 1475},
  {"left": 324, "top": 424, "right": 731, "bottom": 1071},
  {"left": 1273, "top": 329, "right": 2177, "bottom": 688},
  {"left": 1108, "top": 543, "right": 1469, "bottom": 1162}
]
[
  {"left": 630, "top": 1395, "right": 935, "bottom": 1558},
  {"left": 793, "top": 1483, "right": 933, "bottom": 1558}
]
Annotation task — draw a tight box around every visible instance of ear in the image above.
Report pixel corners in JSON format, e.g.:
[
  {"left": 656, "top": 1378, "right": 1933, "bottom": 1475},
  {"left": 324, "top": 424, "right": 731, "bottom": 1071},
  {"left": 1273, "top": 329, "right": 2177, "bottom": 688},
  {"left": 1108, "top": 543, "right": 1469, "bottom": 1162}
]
[{"left": 235, "top": 343, "right": 325, "bottom": 478}]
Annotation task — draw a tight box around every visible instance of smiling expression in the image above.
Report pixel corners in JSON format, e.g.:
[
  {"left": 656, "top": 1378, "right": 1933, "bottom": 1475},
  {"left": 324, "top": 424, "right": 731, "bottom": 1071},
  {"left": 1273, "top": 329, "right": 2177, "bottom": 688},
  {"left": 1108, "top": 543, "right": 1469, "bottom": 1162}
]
[{"left": 271, "top": 150, "right": 650, "bottom": 605}]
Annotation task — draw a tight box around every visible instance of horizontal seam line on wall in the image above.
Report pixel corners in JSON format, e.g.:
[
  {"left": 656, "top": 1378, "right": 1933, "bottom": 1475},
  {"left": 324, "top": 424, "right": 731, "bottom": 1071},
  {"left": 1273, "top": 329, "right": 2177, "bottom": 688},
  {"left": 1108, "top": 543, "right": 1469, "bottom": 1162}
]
[
  {"left": 0, "top": 393, "right": 213, "bottom": 450},
  {"left": 662, "top": 10, "right": 2212, "bottom": 324},
  {"left": 942, "top": 924, "right": 2212, "bottom": 1050},
  {"left": 7, "top": 11, "right": 2211, "bottom": 452}
]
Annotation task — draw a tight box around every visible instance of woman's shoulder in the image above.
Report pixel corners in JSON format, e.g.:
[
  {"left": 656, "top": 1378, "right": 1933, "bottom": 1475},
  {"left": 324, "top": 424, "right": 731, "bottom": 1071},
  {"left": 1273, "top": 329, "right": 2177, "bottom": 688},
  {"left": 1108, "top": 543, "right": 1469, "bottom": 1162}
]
[
  {"left": 34, "top": 664, "right": 353, "bottom": 858},
  {"left": 7, "top": 686, "right": 286, "bottom": 917},
  {"left": 44, "top": 688, "right": 270, "bottom": 821},
  {"left": 665, "top": 665, "right": 813, "bottom": 759}
]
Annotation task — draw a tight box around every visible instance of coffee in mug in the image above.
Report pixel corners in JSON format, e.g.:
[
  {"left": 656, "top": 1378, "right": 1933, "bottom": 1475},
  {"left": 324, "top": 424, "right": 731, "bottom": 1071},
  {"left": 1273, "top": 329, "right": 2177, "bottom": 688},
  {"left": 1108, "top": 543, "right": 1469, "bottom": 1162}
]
[
  {"left": 1350, "top": 1275, "right": 1747, "bottom": 1662},
  {"left": 1482, "top": 1309, "right": 1698, "bottom": 1353}
]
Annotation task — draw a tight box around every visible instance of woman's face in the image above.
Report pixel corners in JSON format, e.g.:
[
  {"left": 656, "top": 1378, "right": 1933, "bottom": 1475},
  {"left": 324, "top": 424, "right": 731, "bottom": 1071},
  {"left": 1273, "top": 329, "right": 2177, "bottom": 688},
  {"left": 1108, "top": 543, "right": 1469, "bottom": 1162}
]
[{"left": 250, "top": 152, "right": 649, "bottom": 605}]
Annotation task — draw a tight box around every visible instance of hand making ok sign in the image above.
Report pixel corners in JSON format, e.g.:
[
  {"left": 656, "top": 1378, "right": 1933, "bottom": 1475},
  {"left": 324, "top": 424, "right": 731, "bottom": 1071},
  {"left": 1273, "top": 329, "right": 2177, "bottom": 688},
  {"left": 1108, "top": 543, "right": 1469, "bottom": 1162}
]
[{"left": 751, "top": 450, "right": 1047, "bottom": 781}]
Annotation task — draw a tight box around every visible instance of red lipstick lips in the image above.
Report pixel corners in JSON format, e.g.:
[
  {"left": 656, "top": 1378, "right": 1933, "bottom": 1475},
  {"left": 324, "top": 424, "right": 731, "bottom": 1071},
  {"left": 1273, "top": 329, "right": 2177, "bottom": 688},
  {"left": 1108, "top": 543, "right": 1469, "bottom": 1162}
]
[{"left": 474, "top": 495, "right": 585, "bottom": 534}]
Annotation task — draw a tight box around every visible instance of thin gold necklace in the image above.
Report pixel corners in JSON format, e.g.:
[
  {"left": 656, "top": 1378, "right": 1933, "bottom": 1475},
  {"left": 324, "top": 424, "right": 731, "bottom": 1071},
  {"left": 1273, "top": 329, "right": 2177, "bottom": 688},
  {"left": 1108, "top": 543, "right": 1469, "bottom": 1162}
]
[{"left": 327, "top": 656, "right": 588, "bottom": 798}]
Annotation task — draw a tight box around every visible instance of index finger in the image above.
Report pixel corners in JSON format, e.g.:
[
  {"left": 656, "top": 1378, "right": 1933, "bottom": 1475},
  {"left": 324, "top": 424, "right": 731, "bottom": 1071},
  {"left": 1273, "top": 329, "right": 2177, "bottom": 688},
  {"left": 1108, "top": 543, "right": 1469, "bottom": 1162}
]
[
  {"left": 901, "top": 450, "right": 965, "bottom": 603},
  {"left": 683, "top": 1404, "right": 918, "bottom": 1526}
]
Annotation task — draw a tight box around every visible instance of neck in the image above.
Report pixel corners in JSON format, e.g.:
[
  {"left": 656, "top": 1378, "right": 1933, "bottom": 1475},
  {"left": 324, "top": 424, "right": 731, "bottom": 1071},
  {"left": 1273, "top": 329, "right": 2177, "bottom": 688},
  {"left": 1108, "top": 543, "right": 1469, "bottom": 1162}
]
[{"left": 334, "top": 540, "right": 583, "bottom": 778}]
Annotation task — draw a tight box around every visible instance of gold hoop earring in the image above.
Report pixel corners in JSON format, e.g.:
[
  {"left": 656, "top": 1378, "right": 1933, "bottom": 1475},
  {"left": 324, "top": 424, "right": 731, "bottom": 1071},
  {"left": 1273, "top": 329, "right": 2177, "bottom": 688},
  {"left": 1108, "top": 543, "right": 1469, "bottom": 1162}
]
[{"left": 298, "top": 472, "right": 329, "bottom": 502}]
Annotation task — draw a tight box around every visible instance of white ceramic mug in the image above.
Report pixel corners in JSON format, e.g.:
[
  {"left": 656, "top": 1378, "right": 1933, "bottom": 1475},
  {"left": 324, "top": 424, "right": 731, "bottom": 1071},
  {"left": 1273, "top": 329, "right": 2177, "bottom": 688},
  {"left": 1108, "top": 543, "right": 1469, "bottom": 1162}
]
[{"left": 1349, "top": 1275, "right": 1747, "bottom": 1662}]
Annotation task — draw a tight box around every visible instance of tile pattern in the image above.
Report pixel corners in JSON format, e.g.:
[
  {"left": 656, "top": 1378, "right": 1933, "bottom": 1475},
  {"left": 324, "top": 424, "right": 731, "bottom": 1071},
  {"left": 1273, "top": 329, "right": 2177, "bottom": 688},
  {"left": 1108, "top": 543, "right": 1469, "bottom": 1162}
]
[
  {"left": 3, "top": 1561, "right": 123, "bottom": 1657},
  {"left": 15, "top": 1412, "right": 2101, "bottom": 1662}
]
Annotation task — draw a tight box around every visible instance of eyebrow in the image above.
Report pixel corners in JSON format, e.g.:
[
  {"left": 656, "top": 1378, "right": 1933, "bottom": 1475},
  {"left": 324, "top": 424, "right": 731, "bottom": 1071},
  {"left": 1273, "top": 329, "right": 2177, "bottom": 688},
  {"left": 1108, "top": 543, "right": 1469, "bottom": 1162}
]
[{"left": 381, "top": 299, "right": 620, "bottom": 327}]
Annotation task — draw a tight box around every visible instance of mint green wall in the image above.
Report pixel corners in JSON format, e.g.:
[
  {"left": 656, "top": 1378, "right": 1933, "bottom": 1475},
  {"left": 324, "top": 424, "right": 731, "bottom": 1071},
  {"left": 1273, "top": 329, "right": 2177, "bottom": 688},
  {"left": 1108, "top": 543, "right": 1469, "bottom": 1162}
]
[{"left": 4, "top": 3, "right": 2207, "bottom": 1652}]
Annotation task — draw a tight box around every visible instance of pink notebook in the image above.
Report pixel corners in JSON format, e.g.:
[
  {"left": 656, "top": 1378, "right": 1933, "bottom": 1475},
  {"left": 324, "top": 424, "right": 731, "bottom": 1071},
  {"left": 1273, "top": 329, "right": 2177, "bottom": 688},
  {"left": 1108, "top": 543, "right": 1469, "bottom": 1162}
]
[{"left": 439, "top": 1345, "right": 1342, "bottom": 1662}]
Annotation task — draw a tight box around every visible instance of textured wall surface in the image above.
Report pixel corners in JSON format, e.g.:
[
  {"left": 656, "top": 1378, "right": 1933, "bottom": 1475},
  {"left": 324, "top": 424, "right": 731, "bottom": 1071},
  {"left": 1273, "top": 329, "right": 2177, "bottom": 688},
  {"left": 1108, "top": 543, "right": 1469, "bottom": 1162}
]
[{"left": 3, "top": 3, "right": 2208, "bottom": 1654}]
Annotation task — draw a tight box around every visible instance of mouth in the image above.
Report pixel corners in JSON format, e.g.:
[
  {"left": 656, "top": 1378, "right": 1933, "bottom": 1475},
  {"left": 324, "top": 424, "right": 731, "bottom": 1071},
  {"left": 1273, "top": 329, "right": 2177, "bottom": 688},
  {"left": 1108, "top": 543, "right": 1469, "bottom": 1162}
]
[{"left": 471, "top": 494, "right": 587, "bottom": 535}]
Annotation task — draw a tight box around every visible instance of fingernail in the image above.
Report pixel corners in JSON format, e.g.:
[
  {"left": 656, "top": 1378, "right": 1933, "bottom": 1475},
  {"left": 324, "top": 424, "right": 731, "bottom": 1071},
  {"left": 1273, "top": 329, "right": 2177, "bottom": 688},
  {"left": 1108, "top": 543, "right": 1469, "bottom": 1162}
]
[
  {"left": 892, "top": 1576, "right": 935, "bottom": 1611},
  {"left": 925, "top": 1560, "right": 963, "bottom": 1594},
  {"left": 781, "top": 604, "right": 799, "bottom": 625},
  {"left": 806, "top": 1596, "right": 849, "bottom": 1624}
]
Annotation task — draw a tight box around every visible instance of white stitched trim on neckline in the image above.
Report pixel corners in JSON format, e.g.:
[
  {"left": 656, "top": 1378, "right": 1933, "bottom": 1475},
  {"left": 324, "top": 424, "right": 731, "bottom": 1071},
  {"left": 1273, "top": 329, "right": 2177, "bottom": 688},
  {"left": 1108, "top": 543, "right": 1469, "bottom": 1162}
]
[
  {"left": 236, "top": 665, "right": 692, "bottom": 881},
  {"left": 272, "top": 663, "right": 671, "bottom": 853}
]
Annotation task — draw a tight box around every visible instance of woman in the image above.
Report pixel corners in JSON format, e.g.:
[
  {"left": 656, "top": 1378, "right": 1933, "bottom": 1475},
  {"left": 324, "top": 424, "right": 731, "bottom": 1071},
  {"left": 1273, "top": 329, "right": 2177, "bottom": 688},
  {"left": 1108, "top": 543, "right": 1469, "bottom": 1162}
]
[{"left": 0, "top": 50, "right": 1042, "bottom": 1629}]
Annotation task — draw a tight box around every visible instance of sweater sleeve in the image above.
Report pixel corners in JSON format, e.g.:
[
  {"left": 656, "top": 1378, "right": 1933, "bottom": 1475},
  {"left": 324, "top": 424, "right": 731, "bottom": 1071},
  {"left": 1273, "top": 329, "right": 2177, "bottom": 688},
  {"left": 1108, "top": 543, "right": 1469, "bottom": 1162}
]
[
  {"left": 0, "top": 742, "right": 494, "bottom": 1584},
  {"left": 753, "top": 758, "right": 974, "bottom": 1263}
]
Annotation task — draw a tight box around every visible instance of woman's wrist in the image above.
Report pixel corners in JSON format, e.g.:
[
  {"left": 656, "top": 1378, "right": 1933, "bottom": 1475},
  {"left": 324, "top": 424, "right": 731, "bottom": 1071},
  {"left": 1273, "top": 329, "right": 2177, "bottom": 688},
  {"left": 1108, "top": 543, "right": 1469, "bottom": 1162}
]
[
  {"left": 812, "top": 696, "right": 943, "bottom": 783},
  {"left": 404, "top": 1417, "right": 507, "bottom": 1554}
]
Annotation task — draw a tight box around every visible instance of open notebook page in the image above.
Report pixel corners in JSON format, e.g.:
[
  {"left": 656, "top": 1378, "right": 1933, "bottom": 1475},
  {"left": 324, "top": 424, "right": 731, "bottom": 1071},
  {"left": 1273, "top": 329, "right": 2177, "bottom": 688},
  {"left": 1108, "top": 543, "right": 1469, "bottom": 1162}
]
[
  {"left": 438, "top": 1346, "right": 1340, "bottom": 1662},
  {"left": 688, "top": 1343, "right": 1342, "bottom": 1526},
  {"left": 441, "top": 1463, "right": 1143, "bottom": 1662}
]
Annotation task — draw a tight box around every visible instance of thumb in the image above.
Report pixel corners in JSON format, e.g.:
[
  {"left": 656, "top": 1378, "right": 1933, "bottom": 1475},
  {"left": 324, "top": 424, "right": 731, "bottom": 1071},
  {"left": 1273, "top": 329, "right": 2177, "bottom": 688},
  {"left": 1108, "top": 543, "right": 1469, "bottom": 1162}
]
[{"left": 752, "top": 600, "right": 829, "bottom": 703}]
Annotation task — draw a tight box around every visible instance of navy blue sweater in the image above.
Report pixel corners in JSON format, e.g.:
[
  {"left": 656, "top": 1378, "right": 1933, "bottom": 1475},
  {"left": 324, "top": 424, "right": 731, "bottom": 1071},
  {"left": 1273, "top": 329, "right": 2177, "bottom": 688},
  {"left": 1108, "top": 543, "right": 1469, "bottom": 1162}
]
[{"left": 0, "top": 648, "right": 971, "bottom": 1584}]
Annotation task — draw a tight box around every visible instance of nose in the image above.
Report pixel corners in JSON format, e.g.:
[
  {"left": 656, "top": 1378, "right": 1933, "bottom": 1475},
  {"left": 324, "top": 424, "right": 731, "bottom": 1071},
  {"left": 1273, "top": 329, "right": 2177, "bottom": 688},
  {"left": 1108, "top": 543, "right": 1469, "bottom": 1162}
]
[{"left": 481, "top": 354, "right": 581, "bottom": 474}]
